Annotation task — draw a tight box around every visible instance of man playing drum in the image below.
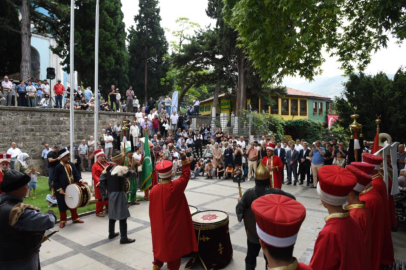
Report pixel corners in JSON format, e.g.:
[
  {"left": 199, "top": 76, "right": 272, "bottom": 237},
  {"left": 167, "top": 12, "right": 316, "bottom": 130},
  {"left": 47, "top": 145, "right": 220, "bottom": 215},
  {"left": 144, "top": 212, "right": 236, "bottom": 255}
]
[
  {"left": 53, "top": 148, "right": 88, "bottom": 228},
  {"left": 99, "top": 150, "right": 136, "bottom": 244},
  {"left": 236, "top": 162, "right": 295, "bottom": 270},
  {"left": 261, "top": 143, "right": 284, "bottom": 189},
  {"left": 92, "top": 149, "right": 109, "bottom": 217},
  {"left": 150, "top": 152, "right": 198, "bottom": 270}
]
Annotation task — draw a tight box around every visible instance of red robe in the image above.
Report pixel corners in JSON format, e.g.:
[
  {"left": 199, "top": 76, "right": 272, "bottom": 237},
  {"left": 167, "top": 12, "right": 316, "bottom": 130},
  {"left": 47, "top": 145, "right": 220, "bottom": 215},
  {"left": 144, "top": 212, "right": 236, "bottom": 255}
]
[
  {"left": 345, "top": 203, "right": 372, "bottom": 270},
  {"left": 310, "top": 213, "right": 365, "bottom": 270},
  {"left": 262, "top": 155, "right": 284, "bottom": 189},
  {"left": 371, "top": 175, "right": 394, "bottom": 265},
  {"left": 149, "top": 162, "right": 198, "bottom": 262},
  {"left": 92, "top": 161, "right": 109, "bottom": 214},
  {"left": 359, "top": 186, "right": 384, "bottom": 270},
  {"left": 268, "top": 260, "right": 312, "bottom": 270}
]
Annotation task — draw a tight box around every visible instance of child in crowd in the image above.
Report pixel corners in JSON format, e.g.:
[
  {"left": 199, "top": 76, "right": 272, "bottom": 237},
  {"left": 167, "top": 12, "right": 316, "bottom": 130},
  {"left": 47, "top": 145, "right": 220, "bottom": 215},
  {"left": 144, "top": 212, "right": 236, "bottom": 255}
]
[
  {"left": 28, "top": 167, "right": 41, "bottom": 198},
  {"left": 225, "top": 164, "right": 234, "bottom": 180},
  {"left": 233, "top": 165, "right": 243, "bottom": 183},
  {"left": 217, "top": 163, "right": 225, "bottom": 179},
  {"left": 242, "top": 153, "right": 248, "bottom": 176},
  {"left": 46, "top": 183, "right": 58, "bottom": 207},
  {"left": 204, "top": 159, "right": 215, "bottom": 179}
]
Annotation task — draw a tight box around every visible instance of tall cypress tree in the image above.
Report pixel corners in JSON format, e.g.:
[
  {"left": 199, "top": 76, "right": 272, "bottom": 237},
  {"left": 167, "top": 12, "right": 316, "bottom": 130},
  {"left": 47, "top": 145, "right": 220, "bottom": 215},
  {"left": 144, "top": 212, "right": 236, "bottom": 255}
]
[{"left": 128, "top": 0, "right": 171, "bottom": 103}]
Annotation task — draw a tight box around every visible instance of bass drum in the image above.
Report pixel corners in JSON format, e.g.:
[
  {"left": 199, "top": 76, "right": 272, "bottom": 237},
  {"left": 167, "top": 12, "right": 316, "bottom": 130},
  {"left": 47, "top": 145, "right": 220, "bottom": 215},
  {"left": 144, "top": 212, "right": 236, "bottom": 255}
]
[
  {"left": 125, "top": 179, "right": 130, "bottom": 193},
  {"left": 186, "top": 210, "right": 233, "bottom": 270},
  {"left": 64, "top": 183, "right": 91, "bottom": 209}
]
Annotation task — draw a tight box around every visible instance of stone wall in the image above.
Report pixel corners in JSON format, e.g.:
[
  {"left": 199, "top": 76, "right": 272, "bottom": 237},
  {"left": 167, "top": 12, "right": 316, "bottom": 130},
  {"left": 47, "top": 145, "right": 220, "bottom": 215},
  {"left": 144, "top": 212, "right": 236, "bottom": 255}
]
[{"left": 0, "top": 107, "right": 135, "bottom": 171}]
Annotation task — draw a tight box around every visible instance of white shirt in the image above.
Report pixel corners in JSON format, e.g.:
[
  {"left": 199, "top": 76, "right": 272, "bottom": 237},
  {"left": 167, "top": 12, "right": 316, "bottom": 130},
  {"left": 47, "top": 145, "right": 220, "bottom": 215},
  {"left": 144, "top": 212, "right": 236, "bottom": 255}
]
[
  {"left": 294, "top": 144, "right": 303, "bottom": 152},
  {"left": 104, "top": 135, "right": 113, "bottom": 148},
  {"left": 39, "top": 98, "right": 50, "bottom": 106},
  {"left": 170, "top": 114, "right": 178, "bottom": 125},
  {"left": 1, "top": 81, "right": 12, "bottom": 91},
  {"left": 42, "top": 84, "right": 50, "bottom": 95},
  {"left": 7, "top": 147, "right": 22, "bottom": 160},
  {"left": 237, "top": 140, "right": 246, "bottom": 149},
  {"left": 133, "top": 152, "right": 142, "bottom": 161},
  {"left": 135, "top": 112, "right": 143, "bottom": 119},
  {"left": 130, "top": 125, "right": 140, "bottom": 137},
  {"left": 148, "top": 113, "right": 154, "bottom": 121},
  {"left": 193, "top": 100, "right": 200, "bottom": 106}
]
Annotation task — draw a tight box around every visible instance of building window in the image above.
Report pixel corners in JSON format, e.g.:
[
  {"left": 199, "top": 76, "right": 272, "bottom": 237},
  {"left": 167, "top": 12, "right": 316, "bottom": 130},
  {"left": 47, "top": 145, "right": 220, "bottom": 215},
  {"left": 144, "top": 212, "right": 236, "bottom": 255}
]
[
  {"left": 261, "top": 101, "right": 270, "bottom": 114},
  {"left": 200, "top": 106, "right": 204, "bottom": 112},
  {"left": 313, "top": 102, "right": 317, "bottom": 115},
  {"left": 281, "top": 99, "right": 289, "bottom": 115},
  {"left": 326, "top": 102, "right": 330, "bottom": 112},
  {"left": 251, "top": 98, "right": 259, "bottom": 112},
  {"left": 205, "top": 105, "right": 211, "bottom": 111},
  {"left": 300, "top": 100, "right": 307, "bottom": 116},
  {"left": 271, "top": 97, "right": 279, "bottom": 114},
  {"left": 291, "top": 99, "right": 298, "bottom": 115},
  {"left": 319, "top": 102, "right": 323, "bottom": 115}
]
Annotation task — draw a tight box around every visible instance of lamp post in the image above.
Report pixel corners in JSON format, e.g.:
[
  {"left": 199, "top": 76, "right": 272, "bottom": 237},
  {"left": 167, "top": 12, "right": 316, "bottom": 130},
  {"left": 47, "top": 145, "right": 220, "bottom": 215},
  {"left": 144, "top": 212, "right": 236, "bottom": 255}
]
[
  {"left": 69, "top": 0, "right": 75, "bottom": 161},
  {"left": 94, "top": 0, "right": 99, "bottom": 153}
]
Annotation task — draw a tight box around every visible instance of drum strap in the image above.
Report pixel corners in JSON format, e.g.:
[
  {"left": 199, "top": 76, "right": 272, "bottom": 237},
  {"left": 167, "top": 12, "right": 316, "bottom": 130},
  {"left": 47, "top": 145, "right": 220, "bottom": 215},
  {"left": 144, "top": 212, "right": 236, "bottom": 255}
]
[
  {"left": 62, "top": 162, "right": 74, "bottom": 184},
  {"left": 267, "top": 157, "right": 274, "bottom": 188}
]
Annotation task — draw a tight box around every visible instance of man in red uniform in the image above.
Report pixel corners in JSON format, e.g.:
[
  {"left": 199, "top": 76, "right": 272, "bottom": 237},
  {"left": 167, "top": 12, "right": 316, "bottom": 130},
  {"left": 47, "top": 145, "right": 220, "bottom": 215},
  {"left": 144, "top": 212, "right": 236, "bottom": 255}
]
[
  {"left": 91, "top": 149, "right": 109, "bottom": 217},
  {"left": 252, "top": 194, "right": 312, "bottom": 270},
  {"left": 0, "top": 153, "right": 11, "bottom": 194},
  {"left": 149, "top": 153, "right": 198, "bottom": 270},
  {"left": 262, "top": 143, "right": 283, "bottom": 188},
  {"left": 362, "top": 153, "right": 394, "bottom": 268},
  {"left": 352, "top": 161, "right": 384, "bottom": 270},
  {"left": 310, "top": 165, "right": 365, "bottom": 270},
  {"left": 0, "top": 154, "right": 11, "bottom": 194},
  {"left": 345, "top": 164, "right": 373, "bottom": 270}
]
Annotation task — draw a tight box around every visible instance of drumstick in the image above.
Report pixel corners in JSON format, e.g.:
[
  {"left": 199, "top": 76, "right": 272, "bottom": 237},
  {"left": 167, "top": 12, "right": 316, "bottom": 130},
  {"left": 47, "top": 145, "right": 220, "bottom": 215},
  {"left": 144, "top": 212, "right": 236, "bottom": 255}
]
[{"left": 61, "top": 192, "right": 72, "bottom": 198}]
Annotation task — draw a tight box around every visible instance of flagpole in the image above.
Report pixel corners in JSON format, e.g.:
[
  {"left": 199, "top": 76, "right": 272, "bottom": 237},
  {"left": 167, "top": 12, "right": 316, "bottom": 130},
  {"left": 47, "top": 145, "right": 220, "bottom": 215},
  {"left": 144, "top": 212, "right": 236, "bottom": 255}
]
[
  {"left": 94, "top": 0, "right": 99, "bottom": 154},
  {"left": 69, "top": 0, "right": 75, "bottom": 161}
]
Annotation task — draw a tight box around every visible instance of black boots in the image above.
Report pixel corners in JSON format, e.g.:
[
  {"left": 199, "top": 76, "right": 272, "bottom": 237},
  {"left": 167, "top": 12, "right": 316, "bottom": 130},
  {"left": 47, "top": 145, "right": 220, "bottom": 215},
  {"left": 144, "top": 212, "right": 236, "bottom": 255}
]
[
  {"left": 108, "top": 219, "right": 119, "bottom": 239},
  {"left": 119, "top": 219, "right": 135, "bottom": 244}
]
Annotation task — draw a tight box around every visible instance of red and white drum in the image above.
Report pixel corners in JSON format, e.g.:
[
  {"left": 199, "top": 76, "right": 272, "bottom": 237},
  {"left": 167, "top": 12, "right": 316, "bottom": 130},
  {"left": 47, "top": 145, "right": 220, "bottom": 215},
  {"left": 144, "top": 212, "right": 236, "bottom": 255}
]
[
  {"left": 186, "top": 210, "right": 233, "bottom": 270},
  {"left": 189, "top": 205, "right": 198, "bottom": 215},
  {"left": 64, "top": 183, "right": 91, "bottom": 209}
]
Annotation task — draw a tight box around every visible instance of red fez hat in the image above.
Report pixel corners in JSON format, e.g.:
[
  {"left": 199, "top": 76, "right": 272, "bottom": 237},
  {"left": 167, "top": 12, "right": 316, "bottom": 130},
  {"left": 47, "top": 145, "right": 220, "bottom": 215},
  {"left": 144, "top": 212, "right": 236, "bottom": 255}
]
[
  {"left": 362, "top": 153, "right": 383, "bottom": 170},
  {"left": 317, "top": 165, "right": 357, "bottom": 206},
  {"left": 350, "top": 162, "right": 375, "bottom": 175},
  {"left": 252, "top": 195, "right": 306, "bottom": 248},
  {"left": 346, "top": 165, "right": 372, "bottom": 192},
  {"left": 94, "top": 149, "right": 105, "bottom": 158},
  {"left": 155, "top": 160, "right": 173, "bottom": 179},
  {"left": 266, "top": 142, "right": 275, "bottom": 151},
  {"left": 0, "top": 153, "right": 11, "bottom": 164}
]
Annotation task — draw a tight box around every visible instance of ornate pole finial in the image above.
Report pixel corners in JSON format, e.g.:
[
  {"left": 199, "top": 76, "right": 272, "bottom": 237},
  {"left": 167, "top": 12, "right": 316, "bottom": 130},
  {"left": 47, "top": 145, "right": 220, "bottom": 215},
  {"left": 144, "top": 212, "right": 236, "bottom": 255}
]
[{"left": 375, "top": 115, "right": 381, "bottom": 132}]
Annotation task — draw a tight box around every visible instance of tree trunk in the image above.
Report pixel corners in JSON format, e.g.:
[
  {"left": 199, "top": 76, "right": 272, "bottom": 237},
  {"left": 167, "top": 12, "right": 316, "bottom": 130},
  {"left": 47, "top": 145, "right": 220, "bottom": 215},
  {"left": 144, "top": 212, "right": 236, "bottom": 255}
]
[
  {"left": 236, "top": 52, "right": 246, "bottom": 116},
  {"left": 20, "top": 0, "right": 31, "bottom": 80},
  {"left": 212, "top": 80, "right": 221, "bottom": 115},
  {"left": 144, "top": 46, "right": 148, "bottom": 104},
  {"left": 178, "top": 83, "right": 194, "bottom": 106}
]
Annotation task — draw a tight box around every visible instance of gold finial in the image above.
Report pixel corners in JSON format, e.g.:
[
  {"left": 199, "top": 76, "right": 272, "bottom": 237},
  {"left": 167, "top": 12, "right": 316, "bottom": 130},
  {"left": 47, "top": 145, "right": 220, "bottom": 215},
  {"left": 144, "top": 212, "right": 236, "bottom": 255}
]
[
  {"left": 349, "top": 114, "right": 363, "bottom": 139},
  {"left": 255, "top": 162, "right": 270, "bottom": 181},
  {"left": 375, "top": 115, "right": 381, "bottom": 132},
  {"left": 122, "top": 120, "right": 129, "bottom": 131}
]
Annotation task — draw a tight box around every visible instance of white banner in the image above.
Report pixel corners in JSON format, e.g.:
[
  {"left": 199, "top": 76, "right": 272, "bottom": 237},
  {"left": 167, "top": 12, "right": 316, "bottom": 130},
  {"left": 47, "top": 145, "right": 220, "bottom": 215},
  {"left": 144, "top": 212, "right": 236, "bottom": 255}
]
[{"left": 171, "top": 91, "right": 178, "bottom": 114}]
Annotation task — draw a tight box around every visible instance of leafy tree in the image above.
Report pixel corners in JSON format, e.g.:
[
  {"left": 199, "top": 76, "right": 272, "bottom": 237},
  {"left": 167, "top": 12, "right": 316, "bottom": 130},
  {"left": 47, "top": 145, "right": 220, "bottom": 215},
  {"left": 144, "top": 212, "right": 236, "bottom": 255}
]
[
  {"left": 335, "top": 68, "right": 406, "bottom": 142},
  {"left": 0, "top": 0, "right": 21, "bottom": 76},
  {"left": 50, "top": 0, "right": 129, "bottom": 95},
  {"left": 128, "top": 0, "right": 171, "bottom": 103},
  {"left": 223, "top": 0, "right": 406, "bottom": 83}
]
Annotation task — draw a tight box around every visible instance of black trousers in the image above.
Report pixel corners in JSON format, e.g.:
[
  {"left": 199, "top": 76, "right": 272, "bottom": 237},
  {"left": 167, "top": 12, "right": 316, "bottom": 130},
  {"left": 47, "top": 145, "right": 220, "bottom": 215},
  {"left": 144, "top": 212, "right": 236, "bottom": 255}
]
[
  {"left": 299, "top": 162, "right": 311, "bottom": 182},
  {"left": 195, "top": 144, "right": 202, "bottom": 157},
  {"left": 245, "top": 239, "right": 268, "bottom": 270},
  {"left": 109, "top": 218, "right": 128, "bottom": 239}
]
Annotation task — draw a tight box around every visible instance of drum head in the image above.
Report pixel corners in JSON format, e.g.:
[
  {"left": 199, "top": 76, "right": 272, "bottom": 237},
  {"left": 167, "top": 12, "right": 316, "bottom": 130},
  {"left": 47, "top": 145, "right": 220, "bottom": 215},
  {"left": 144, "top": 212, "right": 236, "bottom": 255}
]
[
  {"left": 189, "top": 205, "right": 198, "bottom": 215},
  {"left": 65, "top": 184, "right": 80, "bottom": 209},
  {"left": 192, "top": 210, "right": 228, "bottom": 225}
]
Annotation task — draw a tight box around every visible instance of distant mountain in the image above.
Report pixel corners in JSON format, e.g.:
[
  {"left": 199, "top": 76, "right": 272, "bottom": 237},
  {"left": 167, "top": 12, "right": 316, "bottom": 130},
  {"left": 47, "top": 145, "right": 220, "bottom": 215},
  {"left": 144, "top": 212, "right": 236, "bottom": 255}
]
[{"left": 284, "top": 74, "right": 395, "bottom": 99}]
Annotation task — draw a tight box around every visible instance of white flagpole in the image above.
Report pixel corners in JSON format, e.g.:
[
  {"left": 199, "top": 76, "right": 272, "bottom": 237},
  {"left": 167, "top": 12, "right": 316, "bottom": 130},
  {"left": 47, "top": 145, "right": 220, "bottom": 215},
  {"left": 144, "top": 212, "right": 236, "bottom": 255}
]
[
  {"left": 94, "top": 0, "right": 99, "bottom": 154},
  {"left": 69, "top": 0, "right": 75, "bottom": 161}
]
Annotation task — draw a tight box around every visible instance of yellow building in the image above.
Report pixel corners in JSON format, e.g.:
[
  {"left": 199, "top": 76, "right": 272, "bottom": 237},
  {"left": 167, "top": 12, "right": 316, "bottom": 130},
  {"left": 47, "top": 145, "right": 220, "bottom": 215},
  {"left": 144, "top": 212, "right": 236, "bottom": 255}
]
[{"left": 199, "top": 87, "right": 331, "bottom": 122}]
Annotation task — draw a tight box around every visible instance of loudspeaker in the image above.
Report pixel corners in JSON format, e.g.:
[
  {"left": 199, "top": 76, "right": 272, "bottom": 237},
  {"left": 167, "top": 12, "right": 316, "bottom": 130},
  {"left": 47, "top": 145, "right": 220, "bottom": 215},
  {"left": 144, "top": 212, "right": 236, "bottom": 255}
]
[{"left": 46, "top": 67, "right": 56, "bottom": 80}]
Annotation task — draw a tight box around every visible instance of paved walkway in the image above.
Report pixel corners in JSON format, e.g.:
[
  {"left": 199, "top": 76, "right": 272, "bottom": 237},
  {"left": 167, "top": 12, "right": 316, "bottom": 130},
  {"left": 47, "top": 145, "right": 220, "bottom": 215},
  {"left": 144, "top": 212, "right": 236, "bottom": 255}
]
[{"left": 41, "top": 173, "right": 406, "bottom": 270}]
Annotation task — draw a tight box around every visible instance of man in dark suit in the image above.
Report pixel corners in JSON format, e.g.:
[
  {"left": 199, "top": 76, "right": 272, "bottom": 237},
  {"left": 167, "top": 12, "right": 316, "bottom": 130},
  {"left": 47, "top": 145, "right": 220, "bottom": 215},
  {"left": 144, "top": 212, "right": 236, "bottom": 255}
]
[
  {"left": 298, "top": 142, "right": 311, "bottom": 186},
  {"left": 274, "top": 142, "right": 286, "bottom": 183},
  {"left": 286, "top": 143, "right": 299, "bottom": 185}
]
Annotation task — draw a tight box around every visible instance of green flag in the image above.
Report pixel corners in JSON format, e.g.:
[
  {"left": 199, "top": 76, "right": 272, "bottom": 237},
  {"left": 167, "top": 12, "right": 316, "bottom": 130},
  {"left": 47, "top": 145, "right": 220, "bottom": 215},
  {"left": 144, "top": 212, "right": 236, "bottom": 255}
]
[{"left": 140, "top": 134, "right": 153, "bottom": 191}]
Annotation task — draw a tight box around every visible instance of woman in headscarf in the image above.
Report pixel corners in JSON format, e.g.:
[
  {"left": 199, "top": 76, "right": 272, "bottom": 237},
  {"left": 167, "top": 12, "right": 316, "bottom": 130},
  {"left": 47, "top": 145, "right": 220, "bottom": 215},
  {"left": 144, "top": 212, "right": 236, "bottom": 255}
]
[{"left": 14, "top": 153, "right": 29, "bottom": 174}]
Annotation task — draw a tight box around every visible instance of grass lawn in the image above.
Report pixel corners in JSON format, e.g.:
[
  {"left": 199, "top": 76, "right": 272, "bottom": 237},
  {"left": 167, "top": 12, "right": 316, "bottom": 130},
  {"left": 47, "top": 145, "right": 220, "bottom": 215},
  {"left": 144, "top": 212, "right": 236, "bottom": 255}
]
[{"left": 26, "top": 177, "right": 144, "bottom": 218}]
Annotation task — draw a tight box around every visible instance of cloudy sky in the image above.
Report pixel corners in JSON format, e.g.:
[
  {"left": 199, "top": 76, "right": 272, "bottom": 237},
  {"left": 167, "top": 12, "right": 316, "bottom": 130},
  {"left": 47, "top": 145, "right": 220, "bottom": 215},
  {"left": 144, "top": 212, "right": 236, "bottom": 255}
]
[{"left": 121, "top": 0, "right": 406, "bottom": 85}]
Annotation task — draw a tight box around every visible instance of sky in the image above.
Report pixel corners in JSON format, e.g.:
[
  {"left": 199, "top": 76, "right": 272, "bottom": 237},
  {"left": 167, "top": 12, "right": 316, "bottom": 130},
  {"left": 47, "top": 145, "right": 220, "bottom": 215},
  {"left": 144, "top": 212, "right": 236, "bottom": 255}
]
[{"left": 121, "top": 0, "right": 406, "bottom": 85}]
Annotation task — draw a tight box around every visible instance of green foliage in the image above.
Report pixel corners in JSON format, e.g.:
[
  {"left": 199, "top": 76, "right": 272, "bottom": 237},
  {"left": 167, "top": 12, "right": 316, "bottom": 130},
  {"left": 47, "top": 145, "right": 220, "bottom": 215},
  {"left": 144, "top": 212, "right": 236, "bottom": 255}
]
[
  {"left": 128, "top": 0, "right": 171, "bottom": 103},
  {"left": 285, "top": 119, "right": 324, "bottom": 144},
  {"left": 0, "top": 0, "right": 21, "bottom": 76},
  {"left": 335, "top": 68, "right": 406, "bottom": 142},
  {"left": 223, "top": 0, "right": 406, "bottom": 83},
  {"left": 321, "top": 122, "right": 350, "bottom": 145},
  {"left": 241, "top": 110, "right": 285, "bottom": 141}
]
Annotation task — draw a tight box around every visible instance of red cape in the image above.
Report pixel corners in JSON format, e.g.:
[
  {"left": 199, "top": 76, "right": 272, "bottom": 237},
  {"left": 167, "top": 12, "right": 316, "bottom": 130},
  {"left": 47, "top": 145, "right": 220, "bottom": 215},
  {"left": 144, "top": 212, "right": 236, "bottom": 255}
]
[
  {"left": 262, "top": 155, "right": 284, "bottom": 188},
  {"left": 310, "top": 213, "right": 366, "bottom": 270},
  {"left": 297, "top": 263, "right": 313, "bottom": 270},
  {"left": 149, "top": 162, "right": 198, "bottom": 262},
  {"left": 372, "top": 176, "right": 394, "bottom": 265},
  {"left": 346, "top": 204, "right": 372, "bottom": 270},
  {"left": 360, "top": 187, "right": 384, "bottom": 270}
]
